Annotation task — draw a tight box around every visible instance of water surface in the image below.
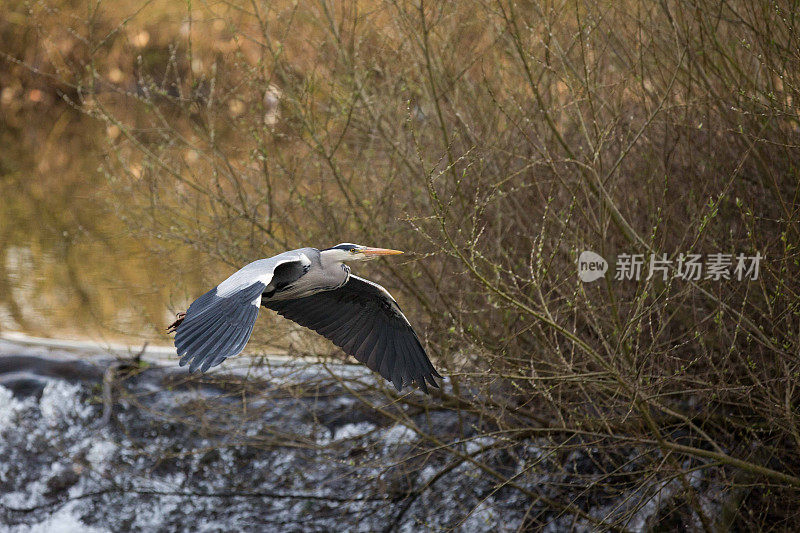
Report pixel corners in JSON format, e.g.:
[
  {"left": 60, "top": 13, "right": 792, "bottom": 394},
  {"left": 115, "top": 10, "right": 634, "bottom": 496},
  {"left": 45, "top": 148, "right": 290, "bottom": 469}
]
[{"left": 0, "top": 91, "right": 208, "bottom": 341}]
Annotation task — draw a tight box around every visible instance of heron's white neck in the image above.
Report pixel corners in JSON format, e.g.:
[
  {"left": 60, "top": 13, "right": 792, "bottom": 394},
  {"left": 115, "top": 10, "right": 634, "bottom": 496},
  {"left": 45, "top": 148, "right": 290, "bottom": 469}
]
[{"left": 319, "top": 248, "right": 352, "bottom": 265}]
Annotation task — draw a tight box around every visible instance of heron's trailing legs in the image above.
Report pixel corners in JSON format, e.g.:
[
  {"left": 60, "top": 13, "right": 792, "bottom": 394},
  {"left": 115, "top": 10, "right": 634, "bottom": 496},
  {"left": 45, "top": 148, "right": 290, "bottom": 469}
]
[{"left": 167, "top": 312, "right": 186, "bottom": 334}]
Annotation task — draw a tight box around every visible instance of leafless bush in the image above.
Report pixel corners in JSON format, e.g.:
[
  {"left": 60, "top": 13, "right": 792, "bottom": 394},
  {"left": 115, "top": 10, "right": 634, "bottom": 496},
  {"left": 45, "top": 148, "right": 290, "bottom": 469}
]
[{"left": 6, "top": 0, "right": 800, "bottom": 529}]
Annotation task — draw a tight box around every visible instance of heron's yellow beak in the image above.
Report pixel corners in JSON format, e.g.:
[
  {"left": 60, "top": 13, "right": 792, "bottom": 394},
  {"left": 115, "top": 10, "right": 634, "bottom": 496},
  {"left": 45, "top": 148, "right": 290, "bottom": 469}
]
[{"left": 361, "top": 247, "right": 404, "bottom": 256}]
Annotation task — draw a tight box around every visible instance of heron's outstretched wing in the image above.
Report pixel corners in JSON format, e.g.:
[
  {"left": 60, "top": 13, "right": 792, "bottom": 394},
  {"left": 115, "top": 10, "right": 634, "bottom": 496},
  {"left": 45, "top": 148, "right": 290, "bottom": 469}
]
[
  {"left": 173, "top": 254, "right": 309, "bottom": 372},
  {"left": 263, "top": 275, "right": 441, "bottom": 392}
]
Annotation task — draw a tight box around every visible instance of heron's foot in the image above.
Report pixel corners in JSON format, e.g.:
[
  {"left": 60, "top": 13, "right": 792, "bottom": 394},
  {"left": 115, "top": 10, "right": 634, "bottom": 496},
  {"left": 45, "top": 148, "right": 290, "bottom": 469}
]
[{"left": 167, "top": 312, "right": 186, "bottom": 334}]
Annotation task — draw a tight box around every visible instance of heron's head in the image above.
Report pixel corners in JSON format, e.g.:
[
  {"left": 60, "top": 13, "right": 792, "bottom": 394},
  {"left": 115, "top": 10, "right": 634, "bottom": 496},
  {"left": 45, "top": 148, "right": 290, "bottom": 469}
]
[{"left": 321, "top": 243, "right": 403, "bottom": 263}]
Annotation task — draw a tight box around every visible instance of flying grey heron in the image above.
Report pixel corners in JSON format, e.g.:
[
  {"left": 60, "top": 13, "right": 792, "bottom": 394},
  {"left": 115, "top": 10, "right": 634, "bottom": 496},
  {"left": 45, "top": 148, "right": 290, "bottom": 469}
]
[{"left": 167, "top": 244, "right": 441, "bottom": 392}]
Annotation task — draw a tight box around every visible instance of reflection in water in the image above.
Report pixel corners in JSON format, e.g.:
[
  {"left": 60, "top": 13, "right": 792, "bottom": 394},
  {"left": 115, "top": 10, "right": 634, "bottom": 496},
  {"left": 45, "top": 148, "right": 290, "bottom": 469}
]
[{"left": 0, "top": 98, "right": 204, "bottom": 342}]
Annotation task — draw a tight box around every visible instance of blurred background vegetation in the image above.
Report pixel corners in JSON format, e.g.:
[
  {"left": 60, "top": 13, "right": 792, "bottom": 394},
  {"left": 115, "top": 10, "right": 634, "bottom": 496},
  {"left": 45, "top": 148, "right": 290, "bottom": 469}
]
[{"left": 1, "top": 0, "right": 799, "bottom": 529}]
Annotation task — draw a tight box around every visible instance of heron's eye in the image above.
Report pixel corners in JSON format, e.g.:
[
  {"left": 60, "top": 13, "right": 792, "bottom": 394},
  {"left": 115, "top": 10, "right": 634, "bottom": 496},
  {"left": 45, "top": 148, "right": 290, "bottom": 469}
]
[{"left": 350, "top": 248, "right": 358, "bottom": 254}]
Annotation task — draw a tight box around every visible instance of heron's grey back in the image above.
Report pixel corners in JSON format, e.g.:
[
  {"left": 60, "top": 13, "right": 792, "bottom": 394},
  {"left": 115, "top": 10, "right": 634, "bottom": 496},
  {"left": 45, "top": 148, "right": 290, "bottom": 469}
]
[{"left": 216, "top": 248, "right": 316, "bottom": 297}]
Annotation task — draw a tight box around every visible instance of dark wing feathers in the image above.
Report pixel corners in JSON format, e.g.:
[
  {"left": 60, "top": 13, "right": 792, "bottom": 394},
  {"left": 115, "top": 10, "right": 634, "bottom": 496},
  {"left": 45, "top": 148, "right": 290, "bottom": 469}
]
[
  {"left": 264, "top": 275, "right": 440, "bottom": 392},
  {"left": 171, "top": 264, "right": 441, "bottom": 393},
  {"left": 171, "top": 252, "right": 309, "bottom": 373},
  {"left": 174, "top": 281, "right": 266, "bottom": 373}
]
